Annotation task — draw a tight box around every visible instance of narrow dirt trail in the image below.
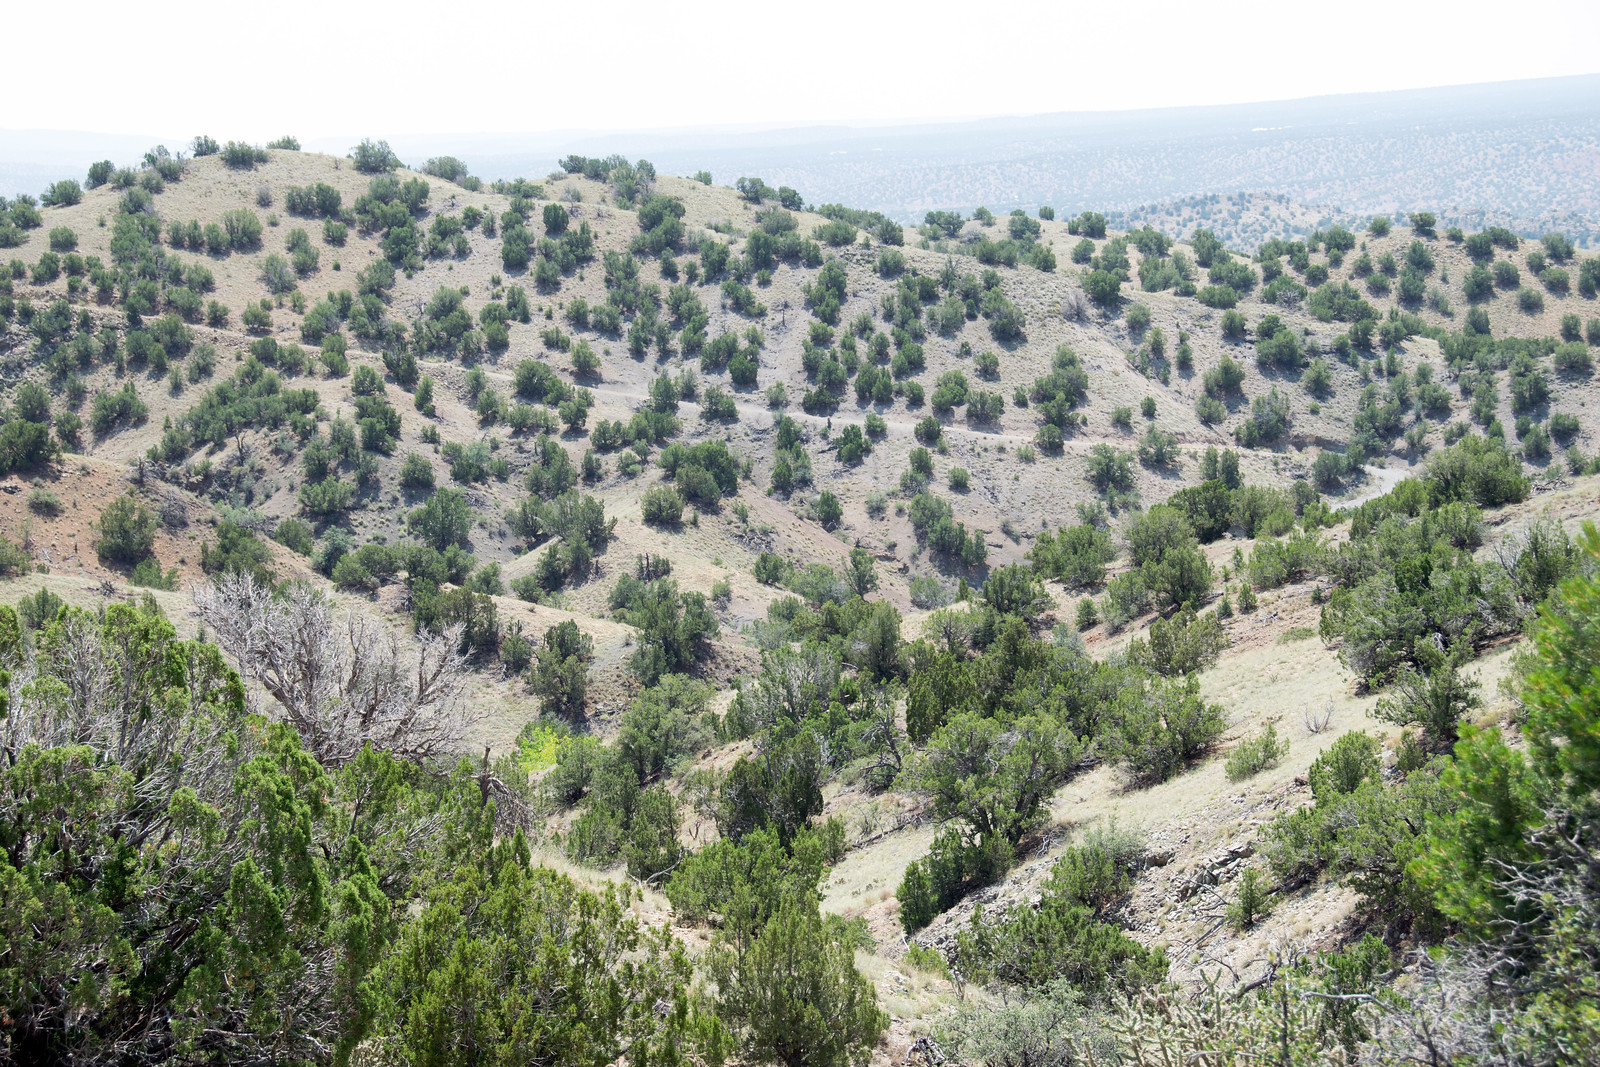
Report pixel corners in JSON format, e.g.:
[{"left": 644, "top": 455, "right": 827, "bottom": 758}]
[
  {"left": 567, "top": 377, "right": 1272, "bottom": 460},
  {"left": 1337, "top": 462, "right": 1411, "bottom": 510}
]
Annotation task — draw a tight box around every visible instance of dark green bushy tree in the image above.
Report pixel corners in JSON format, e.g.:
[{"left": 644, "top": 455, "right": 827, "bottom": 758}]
[
  {"left": 406, "top": 487, "right": 472, "bottom": 550},
  {"left": 350, "top": 138, "right": 401, "bottom": 173},
  {"left": 710, "top": 900, "right": 887, "bottom": 1067},
  {"left": 610, "top": 577, "right": 719, "bottom": 684},
  {"left": 95, "top": 492, "right": 157, "bottom": 563},
  {"left": 1103, "top": 673, "right": 1226, "bottom": 785}
]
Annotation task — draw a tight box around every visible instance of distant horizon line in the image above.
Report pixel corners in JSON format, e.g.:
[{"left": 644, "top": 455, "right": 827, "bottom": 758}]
[{"left": 3, "top": 70, "right": 1597, "bottom": 151}]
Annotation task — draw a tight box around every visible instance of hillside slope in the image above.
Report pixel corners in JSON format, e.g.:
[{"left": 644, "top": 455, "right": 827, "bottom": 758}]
[{"left": 3, "top": 140, "right": 1599, "bottom": 1065}]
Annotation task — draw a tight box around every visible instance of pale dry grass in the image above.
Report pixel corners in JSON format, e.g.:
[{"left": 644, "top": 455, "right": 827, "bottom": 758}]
[
  {"left": 855, "top": 950, "right": 963, "bottom": 1029},
  {"left": 0, "top": 566, "right": 199, "bottom": 634},
  {"left": 823, "top": 821, "right": 937, "bottom": 919},
  {"left": 1056, "top": 625, "right": 1523, "bottom": 835}
]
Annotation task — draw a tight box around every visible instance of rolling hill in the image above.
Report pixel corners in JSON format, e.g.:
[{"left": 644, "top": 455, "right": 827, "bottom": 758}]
[{"left": 2, "top": 136, "right": 1598, "bottom": 1066}]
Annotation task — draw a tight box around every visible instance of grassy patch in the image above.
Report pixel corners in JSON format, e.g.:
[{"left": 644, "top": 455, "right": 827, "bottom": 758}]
[
  {"left": 903, "top": 943, "right": 950, "bottom": 978},
  {"left": 515, "top": 719, "right": 569, "bottom": 774}
]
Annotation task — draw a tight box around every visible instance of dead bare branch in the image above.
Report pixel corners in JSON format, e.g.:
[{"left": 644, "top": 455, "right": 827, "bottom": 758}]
[{"left": 194, "top": 572, "right": 479, "bottom": 768}]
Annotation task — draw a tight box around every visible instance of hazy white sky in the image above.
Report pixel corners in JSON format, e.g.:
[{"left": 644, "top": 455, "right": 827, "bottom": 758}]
[{"left": 10, "top": 0, "right": 1600, "bottom": 140}]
